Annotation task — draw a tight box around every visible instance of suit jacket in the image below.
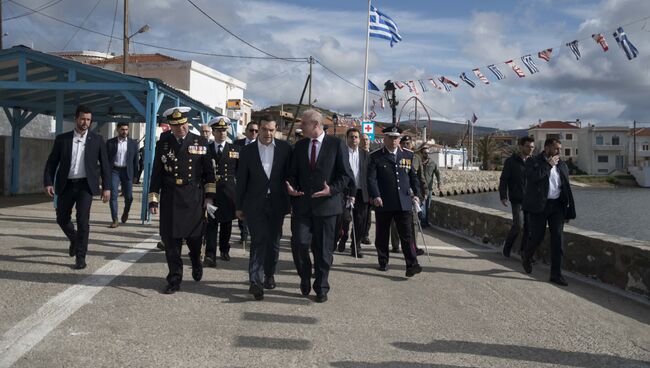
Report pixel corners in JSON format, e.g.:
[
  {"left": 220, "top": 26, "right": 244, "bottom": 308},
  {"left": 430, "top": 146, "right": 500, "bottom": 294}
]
[
  {"left": 499, "top": 153, "right": 527, "bottom": 203},
  {"left": 522, "top": 152, "right": 576, "bottom": 220},
  {"left": 236, "top": 139, "right": 292, "bottom": 217},
  {"left": 345, "top": 148, "right": 370, "bottom": 203},
  {"left": 368, "top": 147, "right": 420, "bottom": 212},
  {"left": 106, "top": 136, "right": 139, "bottom": 180},
  {"left": 43, "top": 130, "right": 111, "bottom": 196},
  {"left": 288, "top": 135, "right": 354, "bottom": 217},
  {"left": 233, "top": 138, "right": 247, "bottom": 147}
]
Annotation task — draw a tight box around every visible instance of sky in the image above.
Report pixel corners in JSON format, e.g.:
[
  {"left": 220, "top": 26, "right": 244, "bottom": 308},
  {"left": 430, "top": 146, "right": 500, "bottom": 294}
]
[{"left": 2, "top": 0, "right": 650, "bottom": 129}]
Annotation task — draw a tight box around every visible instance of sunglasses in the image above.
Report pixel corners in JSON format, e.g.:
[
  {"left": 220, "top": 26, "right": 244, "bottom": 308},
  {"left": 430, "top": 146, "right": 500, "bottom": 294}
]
[{"left": 248, "top": 129, "right": 259, "bottom": 133}]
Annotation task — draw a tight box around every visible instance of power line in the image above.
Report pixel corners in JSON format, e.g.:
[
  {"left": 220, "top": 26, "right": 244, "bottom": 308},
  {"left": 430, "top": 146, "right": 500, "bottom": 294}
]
[
  {"left": 61, "top": 0, "right": 103, "bottom": 51},
  {"left": 2, "top": 0, "right": 64, "bottom": 21},
  {"left": 103, "top": 0, "right": 119, "bottom": 58},
  {"left": 314, "top": 58, "right": 382, "bottom": 98}
]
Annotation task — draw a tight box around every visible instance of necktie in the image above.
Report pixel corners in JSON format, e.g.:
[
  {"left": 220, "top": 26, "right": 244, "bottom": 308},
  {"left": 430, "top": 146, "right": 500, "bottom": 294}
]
[
  {"left": 217, "top": 144, "right": 223, "bottom": 160},
  {"left": 177, "top": 137, "right": 183, "bottom": 145},
  {"left": 310, "top": 139, "right": 318, "bottom": 169}
]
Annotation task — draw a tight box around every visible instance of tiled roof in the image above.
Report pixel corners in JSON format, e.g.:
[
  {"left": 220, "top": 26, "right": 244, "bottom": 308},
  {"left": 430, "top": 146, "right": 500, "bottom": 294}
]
[
  {"left": 89, "top": 53, "right": 180, "bottom": 65},
  {"left": 629, "top": 128, "right": 650, "bottom": 137},
  {"left": 530, "top": 121, "right": 580, "bottom": 129}
]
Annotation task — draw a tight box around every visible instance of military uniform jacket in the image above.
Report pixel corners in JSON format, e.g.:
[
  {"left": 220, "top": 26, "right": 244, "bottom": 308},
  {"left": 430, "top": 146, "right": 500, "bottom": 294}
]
[
  {"left": 367, "top": 147, "right": 420, "bottom": 212},
  {"left": 208, "top": 141, "right": 239, "bottom": 222},
  {"left": 148, "top": 133, "right": 216, "bottom": 238}
]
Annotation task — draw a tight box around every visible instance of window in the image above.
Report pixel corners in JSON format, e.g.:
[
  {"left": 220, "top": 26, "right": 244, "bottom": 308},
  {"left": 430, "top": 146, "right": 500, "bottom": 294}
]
[
  {"left": 575, "top": 148, "right": 578, "bottom": 155},
  {"left": 596, "top": 136, "right": 604, "bottom": 145},
  {"left": 612, "top": 136, "right": 620, "bottom": 145},
  {"left": 546, "top": 133, "right": 560, "bottom": 140},
  {"left": 643, "top": 144, "right": 649, "bottom": 151},
  {"left": 565, "top": 133, "right": 573, "bottom": 140},
  {"left": 564, "top": 148, "right": 571, "bottom": 156},
  {"left": 598, "top": 155, "right": 609, "bottom": 163}
]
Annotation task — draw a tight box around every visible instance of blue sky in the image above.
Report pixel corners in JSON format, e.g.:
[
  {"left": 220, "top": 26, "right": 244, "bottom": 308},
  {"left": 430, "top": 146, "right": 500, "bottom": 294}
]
[{"left": 2, "top": 0, "right": 649, "bottom": 129}]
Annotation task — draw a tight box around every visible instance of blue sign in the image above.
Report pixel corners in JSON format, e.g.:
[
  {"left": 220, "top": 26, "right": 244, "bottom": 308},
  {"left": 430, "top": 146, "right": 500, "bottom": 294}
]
[{"left": 362, "top": 121, "right": 375, "bottom": 140}]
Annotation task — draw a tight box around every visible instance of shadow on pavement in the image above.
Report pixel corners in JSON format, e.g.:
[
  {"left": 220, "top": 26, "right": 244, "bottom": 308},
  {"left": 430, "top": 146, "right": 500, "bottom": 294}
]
[
  {"left": 234, "top": 335, "right": 312, "bottom": 350},
  {"left": 330, "top": 363, "right": 477, "bottom": 368}
]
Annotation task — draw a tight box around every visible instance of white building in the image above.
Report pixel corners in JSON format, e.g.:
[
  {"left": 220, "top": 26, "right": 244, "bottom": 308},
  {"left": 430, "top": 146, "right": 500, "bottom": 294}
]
[
  {"left": 528, "top": 120, "right": 581, "bottom": 164},
  {"left": 430, "top": 145, "right": 468, "bottom": 169},
  {"left": 629, "top": 128, "right": 650, "bottom": 167},
  {"left": 578, "top": 125, "right": 629, "bottom": 175}
]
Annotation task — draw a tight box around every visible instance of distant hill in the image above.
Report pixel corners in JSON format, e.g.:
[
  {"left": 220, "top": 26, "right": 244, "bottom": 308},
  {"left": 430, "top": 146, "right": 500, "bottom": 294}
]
[{"left": 393, "top": 119, "right": 529, "bottom": 146}]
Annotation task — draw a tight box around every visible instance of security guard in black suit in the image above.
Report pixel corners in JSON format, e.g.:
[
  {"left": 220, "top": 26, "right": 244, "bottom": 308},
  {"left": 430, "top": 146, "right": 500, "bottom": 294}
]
[
  {"left": 204, "top": 116, "right": 240, "bottom": 266},
  {"left": 367, "top": 124, "right": 422, "bottom": 277},
  {"left": 149, "top": 107, "right": 216, "bottom": 294}
]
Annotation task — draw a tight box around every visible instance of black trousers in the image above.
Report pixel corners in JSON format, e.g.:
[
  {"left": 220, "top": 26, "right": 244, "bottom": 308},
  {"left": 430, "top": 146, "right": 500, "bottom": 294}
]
[
  {"left": 291, "top": 214, "right": 337, "bottom": 296},
  {"left": 375, "top": 210, "right": 418, "bottom": 268},
  {"left": 163, "top": 236, "right": 202, "bottom": 286},
  {"left": 248, "top": 198, "right": 284, "bottom": 285},
  {"left": 205, "top": 219, "right": 232, "bottom": 256},
  {"left": 525, "top": 199, "right": 565, "bottom": 277},
  {"left": 338, "top": 190, "right": 368, "bottom": 250},
  {"left": 56, "top": 179, "right": 93, "bottom": 259},
  {"left": 238, "top": 218, "right": 249, "bottom": 242},
  {"left": 505, "top": 201, "right": 528, "bottom": 253},
  {"left": 363, "top": 207, "right": 372, "bottom": 238}
]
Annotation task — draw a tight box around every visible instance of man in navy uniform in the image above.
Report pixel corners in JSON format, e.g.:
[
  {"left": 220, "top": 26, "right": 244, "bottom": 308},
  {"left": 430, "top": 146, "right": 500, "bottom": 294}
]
[
  {"left": 204, "top": 116, "right": 240, "bottom": 266},
  {"left": 106, "top": 123, "right": 139, "bottom": 228},
  {"left": 148, "top": 107, "right": 216, "bottom": 294},
  {"left": 367, "top": 124, "right": 422, "bottom": 277}
]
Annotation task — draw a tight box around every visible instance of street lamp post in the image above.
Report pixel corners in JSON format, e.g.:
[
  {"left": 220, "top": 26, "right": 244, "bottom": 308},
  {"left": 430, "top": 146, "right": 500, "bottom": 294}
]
[
  {"left": 332, "top": 113, "right": 338, "bottom": 137},
  {"left": 384, "top": 80, "right": 398, "bottom": 126},
  {"left": 123, "top": 24, "right": 150, "bottom": 73}
]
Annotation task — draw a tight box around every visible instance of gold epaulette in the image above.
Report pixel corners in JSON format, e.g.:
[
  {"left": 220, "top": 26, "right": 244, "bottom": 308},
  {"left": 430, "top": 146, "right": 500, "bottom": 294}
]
[
  {"left": 205, "top": 182, "right": 217, "bottom": 194},
  {"left": 148, "top": 192, "right": 159, "bottom": 203}
]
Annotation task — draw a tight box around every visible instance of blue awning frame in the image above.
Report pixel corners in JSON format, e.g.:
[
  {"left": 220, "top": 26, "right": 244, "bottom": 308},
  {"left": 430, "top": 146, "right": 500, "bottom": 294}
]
[{"left": 0, "top": 46, "right": 222, "bottom": 223}]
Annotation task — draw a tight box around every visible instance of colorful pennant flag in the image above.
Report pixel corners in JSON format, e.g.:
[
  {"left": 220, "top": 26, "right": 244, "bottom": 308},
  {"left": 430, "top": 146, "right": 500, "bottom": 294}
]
[
  {"left": 566, "top": 40, "right": 581, "bottom": 60},
  {"left": 438, "top": 76, "right": 451, "bottom": 92},
  {"left": 428, "top": 78, "right": 442, "bottom": 90},
  {"left": 592, "top": 33, "right": 609, "bottom": 52},
  {"left": 407, "top": 80, "right": 419, "bottom": 94},
  {"left": 538, "top": 48, "right": 553, "bottom": 62},
  {"left": 613, "top": 26, "right": 639, "bottom": 60},
  {"left": 472, "top": 68, "right": 490, "bottom": 84},
  {"left": 505, "top": 60, "right": 526, "bottom": 78},
  {"left": 418, "top": 79, "right": 429, "bottom": 93},
  {"left": 487, "top": 64, "right": 505, "bottom": 80},
  {"left": 440, "top": 76, "right": 459, "bottom": 87},
  {"left": 471, "top": 113, "right": 478, "bottom": 124},
  {"left": 394, "top": 81, "right": 405, "bottom": 89},
  {"left": 459, "top": 72, "right": 476, "bottom": 88},
  {"left": 368, "top": 79, "right": 381, "bottom": 91},
  {"left": 521, "top": 54, "right": 539, "bottom": 74}
]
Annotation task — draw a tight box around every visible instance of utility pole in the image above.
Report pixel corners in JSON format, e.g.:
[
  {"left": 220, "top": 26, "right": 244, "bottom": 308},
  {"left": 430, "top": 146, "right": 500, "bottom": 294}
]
[
  {"left": 633, "top": 120, "right": 637, "bottom": 167},
  {"left": 308, "top": 56, "right": 313, "bottom": 107},
  {"left": 0, "top": 1, "right": 4, "bottom": 50},
  {"left": 123, "top": 0, "right": 129, "bottom": 73},
  {"left": 414, "top": 99, "right": 418, "bottom": 134}
]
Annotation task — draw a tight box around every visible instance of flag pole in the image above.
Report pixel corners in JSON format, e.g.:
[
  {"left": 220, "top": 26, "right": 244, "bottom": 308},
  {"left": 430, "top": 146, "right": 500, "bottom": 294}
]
[{"left": 362, "top": 0, "right": 371, "bottom": 121}]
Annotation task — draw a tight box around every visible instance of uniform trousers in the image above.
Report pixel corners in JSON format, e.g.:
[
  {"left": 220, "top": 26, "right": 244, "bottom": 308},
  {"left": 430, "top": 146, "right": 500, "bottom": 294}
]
[
  {"left": 205, "top": 218, "right": 232, "bottom": 256},
  {"left": 375, "top": 210, "right": 418, "bottom": 267},
  {"left": 163, "top": 236, "right": 202, "bottom": 286}
]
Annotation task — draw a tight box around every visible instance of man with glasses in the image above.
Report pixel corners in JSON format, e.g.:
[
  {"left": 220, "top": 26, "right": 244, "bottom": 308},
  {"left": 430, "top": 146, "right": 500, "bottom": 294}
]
[{"left": 234, "top": 121, "right": 259, "bottom": 245}]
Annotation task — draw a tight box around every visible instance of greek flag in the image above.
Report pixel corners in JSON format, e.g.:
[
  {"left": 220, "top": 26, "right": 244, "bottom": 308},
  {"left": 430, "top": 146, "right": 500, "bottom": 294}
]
[
  {"left": 613, "top": 27, "right": 639, "bottom": 60},
  {"left": 369, "top": 5, "right": 402, "bottom": 47},
  {"left": 521, "top": 54, "right": 539, "bottom": 74},
  {"left": 566, "top": 40, "right": 581, "bottom": 60},
  {"left": 487, "top": 64, "right": 505, "bottom": 80},
  {"left": 459, "top": 73, "right": 476, "bottom": 88}
]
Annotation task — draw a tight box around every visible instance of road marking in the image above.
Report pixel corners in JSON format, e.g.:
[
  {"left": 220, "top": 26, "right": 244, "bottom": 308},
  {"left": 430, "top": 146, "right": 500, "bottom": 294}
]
[
  {"left": 0, "top": 235, "right": 158, "bottom": 368},
  {"left": 426, "top": 246, "right": 498, "bottom": 252}
]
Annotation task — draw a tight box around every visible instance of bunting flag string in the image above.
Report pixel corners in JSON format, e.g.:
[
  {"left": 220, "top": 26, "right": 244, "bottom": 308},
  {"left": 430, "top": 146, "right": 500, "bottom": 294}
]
[
  {"left": 487, "top": 64, "right": 506, "bottom": 80},
  {"left": 404, "top": 81, "right": 414, "bottom": 93},
  {"left": 418, "top": 79, "right": 429, "bottom": 93},
  {"left": 438, "top": 76, "right": 451, "bottom": 92},
  {"left": 592, "top": 33, "right": 609, "bottom": 52},
  {"left": 566, "top": 40, "right": 581, "bottom": 60},
  {"left": 472, "top": 68, "right": 490, "bottom": 84},
  {"left": 408, "top": 80, "right": 419, "bottom": 94},
  {"left": 428, "top": 77, "right": 442, "bottom": 90},
  {"left": 613, "top": 26, "right": 639, "bottom": 60},
  {"left": 538, "top": 48, "right": 553, "bottom": 62},
  {"left": 394, "top": 81, "right": 405, "bottom": 89},
  {"left": 520, "top": 54, "right": 539, "bottom": 74},
  {"left": 505, "top": 60, "right": 526, "bottom": 78},
  {"left": 459, "top": 72, "right": 476, "bottom": 88},
  {"left": 440, "top": 76, "right": 459, "bottom": 87}
]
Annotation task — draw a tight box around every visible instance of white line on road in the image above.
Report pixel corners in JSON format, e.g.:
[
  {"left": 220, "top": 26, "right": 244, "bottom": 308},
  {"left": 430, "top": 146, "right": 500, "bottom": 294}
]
[{"left": 0, "top": 235, "right": 159, "bottom": 368}]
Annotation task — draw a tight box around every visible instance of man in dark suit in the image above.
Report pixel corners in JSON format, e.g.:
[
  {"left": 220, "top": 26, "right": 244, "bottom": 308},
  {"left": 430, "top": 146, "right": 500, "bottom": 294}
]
[
  {"left": 204, "top": 116, "right": 240, "bottom": 265},
  {"left": 149, "top": 107, "right": 216, "bottom": 294},
  {"left": 499, "top": 136, "right": 535, "bottom": 257},
  {"left": 236, "top": 115, "right": 291, "bottom": 301},
  {"left": 367, "top": 125, "right": 423, "bottom": 277},
  {"left": 286, "top": 109, "right": 353, "bottom": 303},
  {"left": 335, "top": 127, "right": 369, "bottom": 258},
  {"left": 233, "top": 120, "right": 259, "bottom": 245},
  {"left": 43, "top": 105, "right": 111, "bottom": 270},
  {"left": 106, "top": 123, "right": 139, "bottom": 227},
  {"left": 522, "top": 137, "right": 576, "bottom": 286}
]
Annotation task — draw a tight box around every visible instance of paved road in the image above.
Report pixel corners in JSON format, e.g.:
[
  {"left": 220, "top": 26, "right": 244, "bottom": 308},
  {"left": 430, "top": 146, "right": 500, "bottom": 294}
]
[{"left": 0, "top": 191, "right": 648, "bottom": 368}]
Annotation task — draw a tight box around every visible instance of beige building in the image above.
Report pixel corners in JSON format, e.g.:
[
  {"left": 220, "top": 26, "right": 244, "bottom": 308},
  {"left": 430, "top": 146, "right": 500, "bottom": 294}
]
[
  {"left": 629, "top": 128, "right": 650, "bottom": 167},
  {"left": 578, "top": 125, "right": 628, "bottom": 175},
  {"left": 528, "top": 120, "right": 581, "bottom": 163}
]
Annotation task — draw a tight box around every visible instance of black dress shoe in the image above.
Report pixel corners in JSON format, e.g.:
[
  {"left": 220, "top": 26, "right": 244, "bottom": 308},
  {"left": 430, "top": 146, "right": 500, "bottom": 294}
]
[
  {"left": 336, "top": 237, "right": 347, "bottom": 252},
  {"left": 72, "top": 257, "right": 86, "bottom": 270},
  {"left": 156, "top": 241, "right": 165, "bottom": 251},
  {"left": 522, "top": 255, "right": 533, "bottom": 274},
  {"left": 405, "top": 264, "right": 422, "bottom": 277},
  {"left": 377, "top": 264, "right": 388, "bottom": 272},
  {"left": 203, "top": 255, "right": 217, "bottom": 268},
  {"left": 300, "top": 279, "right": 311, "bottom": 296},
  {"left": 361, "top": 237, "right": 371, "bottom": 245},
  {"left": 390, "top": 248, "right": 400, "bottom": 253},
  {"left": 121, "top": 212, "right": 129, "bottom": 223},
  {"left": 164, "top": 284, "right": 180, "bottom": 294},
  {"left": 315, "top": 294, "right": 328, "bottom": 303},
  {"left": 549, "top": 275, "right": 569, "bottom": 286},
  {"left": 263, "top": 276, "right": 276, "bottom": 290},
  {"left": 68, "top": 240, "right": 76, "bottom": 257},
  {"left": 192, "top": 265, "right": 203, "bottom": 281},
  {"left": 502, "top": 244, "right": 512, "bottom": 258},
  {"left": 249, "top": 283, "right": 264, "bottom": 300},
  {"left": 416, "top": 248, "right": 425, "bottom": 256},
  {"left": 220, "top": 252, "right": 230, "bottom": 261},
  {"left": 351, "top": 251, "right": 363, "bottom": 258}
]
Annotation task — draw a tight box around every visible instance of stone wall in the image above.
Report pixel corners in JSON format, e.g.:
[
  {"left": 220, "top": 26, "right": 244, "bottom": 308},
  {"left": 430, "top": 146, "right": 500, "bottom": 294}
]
[
  {"left": 435, "top": 170, "right": 500, "bottom": 196},
  {"left": 1, "top": 137, "right": 55, "bottom": 195},
  {"left": 428, "top": 196, "right": 650, "bottom": 298}
]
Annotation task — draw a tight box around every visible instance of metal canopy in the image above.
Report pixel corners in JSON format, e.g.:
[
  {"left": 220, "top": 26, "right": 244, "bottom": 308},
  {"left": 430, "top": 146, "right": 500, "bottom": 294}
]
[{"left": 0, "top": 45, "right": 221, "bottom": 223}]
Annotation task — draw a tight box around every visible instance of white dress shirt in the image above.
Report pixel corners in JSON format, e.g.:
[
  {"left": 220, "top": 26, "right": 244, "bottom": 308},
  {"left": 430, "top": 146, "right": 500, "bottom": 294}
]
[
  {"left": 548, "top": 165, "right": 561, "bottom": 199},
  {"left": 258, "top": 139, "right": 275, "bottom": 180},
  {"left": 114, "top": 137, "right": 128, "bottom": 167},
  {"left": 308, "top": 131, "right": 325, "bottom": 163},
  {"left": 214, "top": 140, "right": 226, "bottom": 154},
  {"left": 348, "top": 147, "right": 360, "bottom": 186},
  {"left": 245, "top": 138, "right": 255, "bottom": 146},
  {"left": 68, "top": 130, "right": 88, "bottom": 179}
]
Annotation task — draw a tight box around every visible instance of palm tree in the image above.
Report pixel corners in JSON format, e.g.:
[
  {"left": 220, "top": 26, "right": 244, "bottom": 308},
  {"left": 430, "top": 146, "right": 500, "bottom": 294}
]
[{"left": 475, "top": 133, "right": 499, "bottom": 170}]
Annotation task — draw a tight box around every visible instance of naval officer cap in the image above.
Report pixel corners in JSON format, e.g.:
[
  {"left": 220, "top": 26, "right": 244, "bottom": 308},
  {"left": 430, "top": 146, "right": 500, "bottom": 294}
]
[
  {"left": 400, "top": 135, "right": 412, "bottom": 143},
  {"left": 162, "top": 106, "right": 191, "bottom": 125},
  {"left": 208, "top": 116, "right": 231, "bottom": 130},
  {"left": 382, "top": 124, "right": 402, "bottom": 137}
]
